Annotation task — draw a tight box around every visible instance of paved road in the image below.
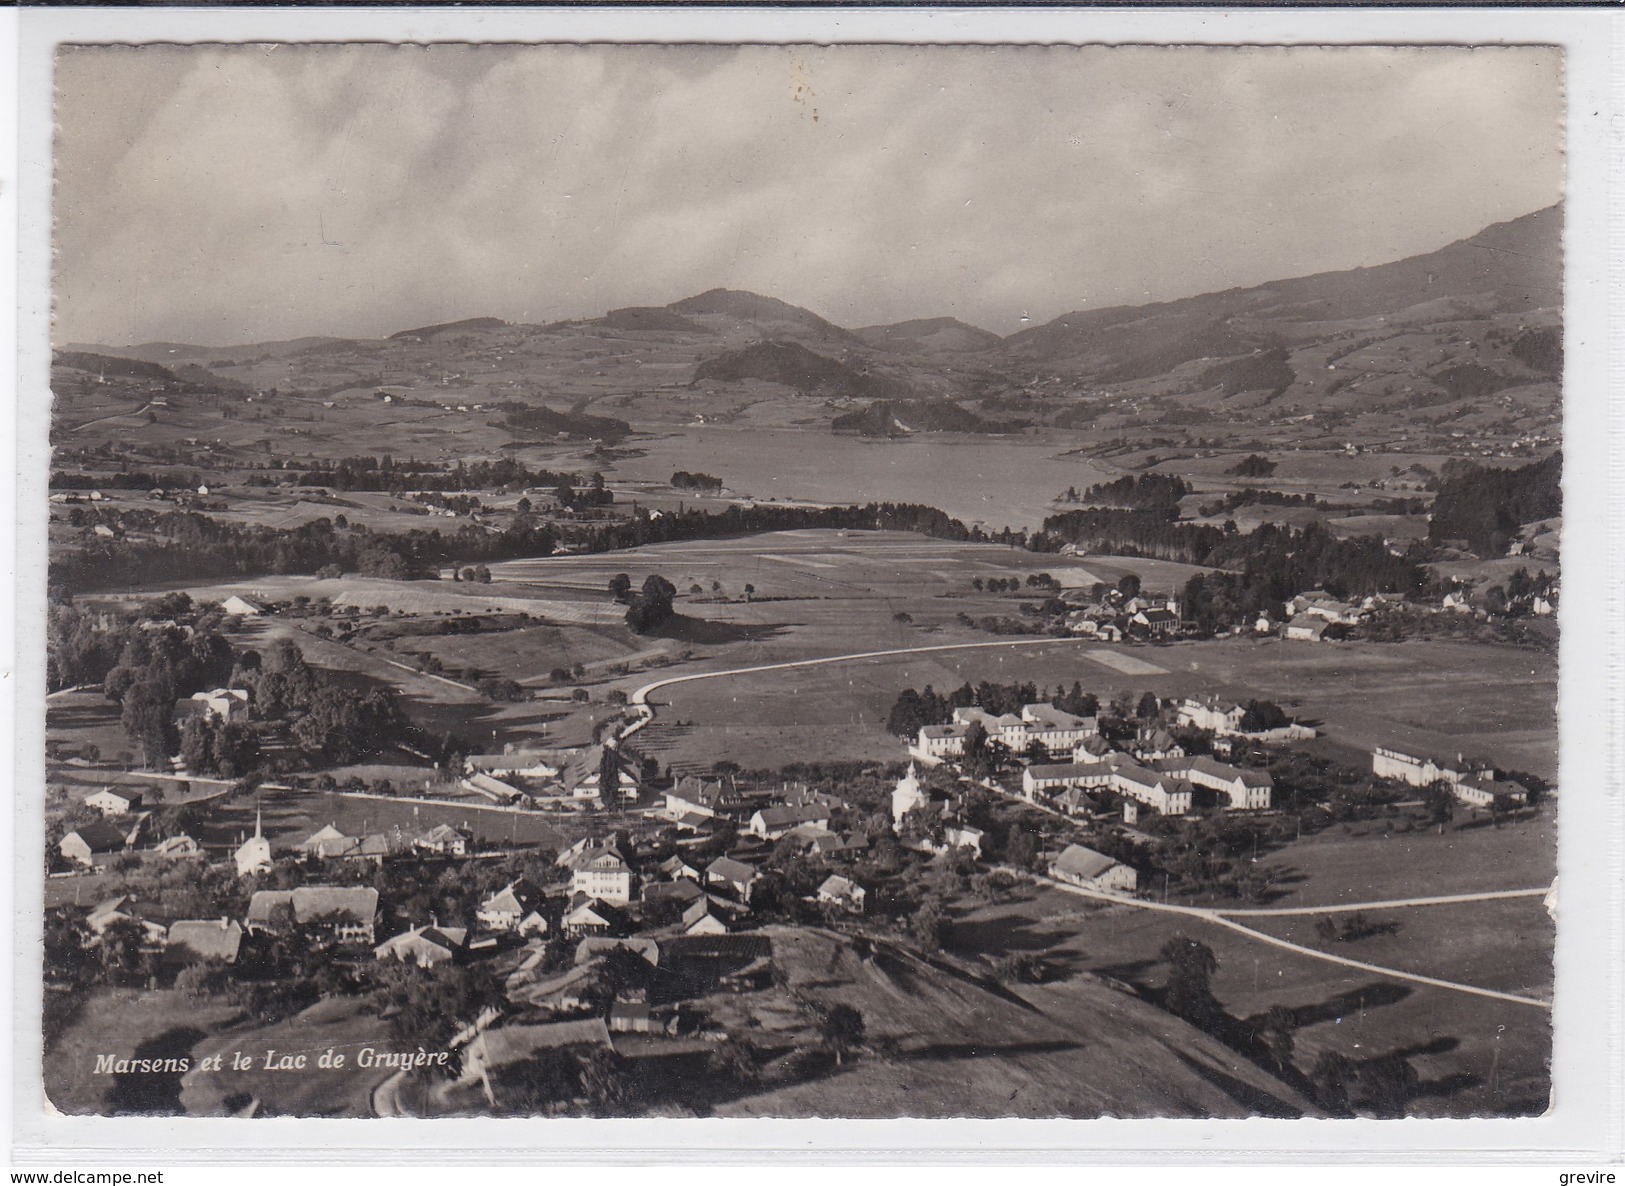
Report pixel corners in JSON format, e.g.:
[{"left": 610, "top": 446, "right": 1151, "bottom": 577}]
[
  {"left": 622, "top": 635, "right": 1554, "bottom": 1010},
  {"left": 630, "top": 636, "right": 1109, "bottom": 708},
  {"left": 1016, "top": 868, "right": 1553, "bottom": 1010}
]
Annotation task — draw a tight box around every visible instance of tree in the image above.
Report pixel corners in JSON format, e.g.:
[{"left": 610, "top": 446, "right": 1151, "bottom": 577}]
[
  {"left": 910, "top": 898, "right": 951, "bottom": 952},
  {"left": 743, "top": 583, "right": 756, "bottom": 602},
  {"left": 1159, "top": 935, "right": 1220, "bottom": 1031},
  {"left": 1310, "top": 1050, "right": 1356, "bottom": 1115},
  {"left": 1137, "top": 691, "right": 1160, "bottom": 721},
  {"left": 608, "top": 573, "right": 632, "bottom": 602},
  {"left": 1421, "top": 781, "right": 1456, "bottom": 830},
  {"left": 819, "top": 1004, "right": 866, "bottom": 1065},
  {"left": 1117, "top": 573, "right": 1142, "bottom": 599},
  {"left": 1255, "top": 1004, "right": 1296, "bottom": 1072}
]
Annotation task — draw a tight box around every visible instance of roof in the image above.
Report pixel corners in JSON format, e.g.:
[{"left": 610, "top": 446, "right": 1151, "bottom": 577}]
[
  {"left": 245, "top": 885, "right": 378, "bottom": 927},
  {"left": 1022, "top": 703, "right": 1095, "bottom": 730},
  {"left": 1026, "top": 762, "right": 1094, "bottom": 781},
  {"left": 754, "top": 803, "right": 830, "bottom": 828},
  {"left": 643, "top": 879, "right": 705, "bottom": 905},
  {"left": 576, "top": 936, "right": 659, "bottom": 965},
  {"left": 376, "top": 925, "right": 466, "bottom": 955},
  {"left": 818, "top": 875, "right": 861, "bottom": 898},
  {"left": 681, "top": 899, "right": 714, "bottom": 926},
  {"left": 1052, "top": 844, "right": 1124, "bottom": 882},
  {"left": 64, "top": 821, "right": 130, "bottom": 853},
  {"left": 472, "top": 1019, "right": 611, "bottom": 1068},
  {"left": 464, "top": 751, "right": 555, "bottom": 772},
  {"left": 418, "top": 823, "right": 465, "bottom": 844},
  {"left": 706, "top": 856, "right": 757, "bottom": 883},
  {"left": 1113, "top": 765, "right": 1175, "bottom": 791},
  {"left": 1184, "top": 756, "right": 1274, "bottom": 787},
  {"left": 1138, "top": 608, "right": 1178, "bottom": 624},
  {"left": 918, "top": 723, "right": 968, "bottom": 739},
  {"left": 481, "top": 879, "right": 543, "bottom": 915},
  {"left": 86, "top": 788, "right": 137, "bottom": 805},
  {"left": 166, "top": 919, "right": 244, "bottom": 961}
]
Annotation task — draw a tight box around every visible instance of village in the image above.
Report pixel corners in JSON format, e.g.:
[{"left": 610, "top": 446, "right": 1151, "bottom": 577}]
[{"left": 45, "top": 569, "right": 1549, "bottom": 1118}]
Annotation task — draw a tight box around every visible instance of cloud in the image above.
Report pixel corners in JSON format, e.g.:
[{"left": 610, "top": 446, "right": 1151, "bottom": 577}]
[{"left": 53, "top": 44, "right": 1562, "bottom": 345}]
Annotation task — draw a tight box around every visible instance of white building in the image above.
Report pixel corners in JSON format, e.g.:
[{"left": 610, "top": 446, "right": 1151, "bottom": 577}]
[
  {"left": 891, "top": 762, "right": 930, "bottom": 829},
  {"left": 234, "top": 808, "right": 272, "bottom": 877},
  {"left": 1176, "top": 696, "right": 1248, "bottom": 736},
  {"left": 570, "top": 848, "right": 634, "bottom": 905}
]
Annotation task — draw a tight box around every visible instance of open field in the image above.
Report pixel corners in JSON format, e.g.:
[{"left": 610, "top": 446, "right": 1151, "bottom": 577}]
[
  {"left": 192, "top": 785, "right": 568, "bottom": 855},
  {"left": 950, "top": 886, "right": 1552, "bottom": 1117},
  {"left": 643, "top": 628, "right": 1555, "bottom": 778},
  {"left": 45, "top": 988, "right": 246, "bottom": 1115},
  {"left": 1234, "top": 815, "right": 1557, "bottom": 910},
  {"left": 180, "top": 996, "right": 396, "bottom": 1118},
  {"left": 714, "top": 925, "right": 1316, "bottom": 1119},
  {"left": 1237, "top": 896, "right": 1554, "bottom": 1000}
]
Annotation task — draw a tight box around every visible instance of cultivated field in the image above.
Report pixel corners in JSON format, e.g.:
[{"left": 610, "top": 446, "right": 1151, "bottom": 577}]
[{"left": 949, "top": 886, "right": 1552, "bottom": 1117}]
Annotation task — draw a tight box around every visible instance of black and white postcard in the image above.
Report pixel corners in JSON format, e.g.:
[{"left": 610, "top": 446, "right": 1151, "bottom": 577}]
[{"left": 10, "top": 10, "right": 1621, "bottom": 1161}]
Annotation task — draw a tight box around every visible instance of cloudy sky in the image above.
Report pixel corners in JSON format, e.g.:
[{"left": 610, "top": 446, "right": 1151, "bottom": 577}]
[{"left": 54, "top": 43, "right": 1562, "bottom": 346}]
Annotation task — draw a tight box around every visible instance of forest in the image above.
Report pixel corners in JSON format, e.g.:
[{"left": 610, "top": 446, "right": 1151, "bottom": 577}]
[{"left": 1427, "top": 451, "right": 1561, "bottom": 556}]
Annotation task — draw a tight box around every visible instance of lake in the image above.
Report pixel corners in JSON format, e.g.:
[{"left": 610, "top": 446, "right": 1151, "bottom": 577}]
[{"left": 604, "top": 426, "right": 1116, "bottom": 532}]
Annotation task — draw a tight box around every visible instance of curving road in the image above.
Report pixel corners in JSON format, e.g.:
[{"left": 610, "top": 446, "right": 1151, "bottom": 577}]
[
  {"left": 622, "top": 636, "right": 1555, "bottom": 1010},
  {"left": 1017, "top": 868, "right": 1553, "bottom": 1010}
]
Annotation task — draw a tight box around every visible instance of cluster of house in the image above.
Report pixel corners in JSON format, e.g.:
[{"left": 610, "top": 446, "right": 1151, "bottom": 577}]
[
  {"left": 1062, "top": 593, "right": 1181, "bottom": 642},
  {"left": 1371, "top": 746, "right": 1531, "bottom": 808},
  {"left": 458, "top": 744, "right": 640, "bottom": 810}
]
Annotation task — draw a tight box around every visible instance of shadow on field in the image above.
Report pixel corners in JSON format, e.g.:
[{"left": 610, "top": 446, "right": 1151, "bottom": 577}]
[
  {"left": 950, "top": 914, "right": 1074, "bottom": 955},
  {"left": 104, "top": 1025, "right": 206, "bottom": 1116},
  {"left": 649, "top": 615, "right": 792, "bottom": 645},
  {"left": 1285, "top": 980, "right": 1412, "bottom": 1027},
  {"left": 905, "top": 1039, "right": 1083, "bottom": 1062},
  {"left": 1171, "top": 1051, "right": 1306, "bottom": 1118}
]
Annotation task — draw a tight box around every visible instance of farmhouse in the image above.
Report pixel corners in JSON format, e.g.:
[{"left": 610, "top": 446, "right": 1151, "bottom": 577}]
[
  {"left": 164, "top": 919, "right": 244, "bottom": 966},
  {"left": 706, "top": 856, "right": 759, "bottom": 902},
  {"left": 943, "top": 823, "right": 986, "bottom": 854},
  {"left": 643, "top": 878, "right": 706, "bottom": 910},
  {"left": 153, "top": 833, "right": 202, "bottom": 860},
  {"left": 374, "top": 924, "right": 467, "bottom": 967},
  {"left": 748, "top": 803, "right": 831, "bottom": 840},
  {"left": 220, "top": 595, "right": 267, "bottom": 617},
  {"left": 1049, "top": 844, "right": 1139, "bottom": 894},
  {"left": 477, "top": 879, "right": 545, "bottom": 931},
  {"left": 60, "top": 820, "right": 133, "bottom": 868},
  {"left": 84, "top": 787, "right": 142, "bottom": 816},
  {"left": 817, "top": 874, "right": 867, "bottom": 914},
  {"left": 657, "top": 855, "right": 701, "bottom": 882},
  {"left": 461, "top": 771, "right": 523, "bottom": 804},
  {"left": 463, "top": 750, "right": 561, "bottom": 779},
  {"left": 461, "top": 1019, "right": 611, "bottom": 1084},
  {"left": 561, "top": 744, "right": 641, "bottom": 804},
  {"left": 244, "top": 885, "right": 379, "bottom": 944},
  {"left": 569, "top": 847, "right": 635, "bottom": 906},
  {"left": 299, "top": 823, "right": 358, "bottom": 859},
  {"left": 682, "top": 899, "right": 730, "bottom": 936},
  {"left": 1285, "top": 618, "right": 1329, "bottom": 642},
  {"left": 664, "top": 776, "right": 742, "bottom": 820},
  {"left": 563, "top": 896, "right": 628, "bottom": 937},
  {"left": 576, "top": 936, "right": 660, "bottom": 967},
  {"left": 414, "top": 823, "right": 469, "bottom": 856},
  {"left": 189, "top": 688, "right": 250, "bottom": 723}
]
